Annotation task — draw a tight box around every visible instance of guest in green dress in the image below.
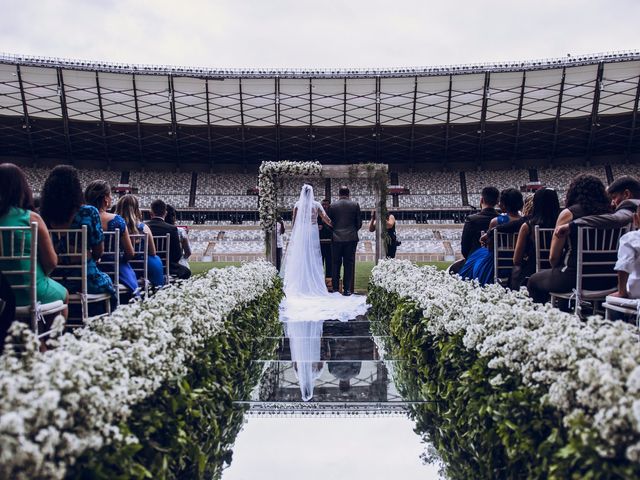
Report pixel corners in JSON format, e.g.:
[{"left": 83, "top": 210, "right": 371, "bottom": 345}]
[{"left": 0, "top": 163, "right": 68, "bottom": 313}]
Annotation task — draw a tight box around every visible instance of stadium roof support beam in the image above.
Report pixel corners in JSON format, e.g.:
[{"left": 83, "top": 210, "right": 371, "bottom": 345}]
[
  {"left": 308, "top": 78, "right": 313, "bottom": 160},
  {"left": 132, "top": 74, "right": 145, "bottom": 166},
  {"left": 375, "top": 76, "right": 381, "bottom": 164},
  {"left": 343, "top": 78, "right": 347, "bottom": 163},
  {"left": 626, "top": 70, "right": 640, "bottom": 161},
  {"left": 205, "top": 79, "right": 213, "bottom": 169},
  {"left": 238, "top": 78, "right": 246, "bottom": 169},
  {"left": 443, "top": 75, "right": 453, "bottom": 168},
  {"left": 94, "top": 71, "right": 110, "bottom": 166},
  {"left": 477, "top": 72, "right": 490, "bottom": 167},
  {"left": 408, "top": 76, "right": 418, "bottom": 168},
  {"left": 275, "top": 77, "right": 281, "bottom": 161},
  {"left": 15, "top": 64, "right": 35, "bottom": 162},
  {"left": 512, "top": 71, "right": 526, "bottom": 163},
  {"left": 168, "top": 75, "right": 180, "bottom": 167},
  {"left": 586, "top": 62, "right": 605, "bottom": 162},
  {"left": 56, "top": 68, "right": 73, "bottom": 163},
  {"left": 550, "top": 67, "right": 567, "bottom": 164}
]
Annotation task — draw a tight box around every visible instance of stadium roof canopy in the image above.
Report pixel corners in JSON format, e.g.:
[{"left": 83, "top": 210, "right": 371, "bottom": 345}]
[{"left": 1, "top": 51, "right": 639, "bottom": 171}]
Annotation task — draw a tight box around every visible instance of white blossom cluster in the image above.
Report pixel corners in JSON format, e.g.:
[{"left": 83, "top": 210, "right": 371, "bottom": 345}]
[
  {"left": 371, "top": 259, "right": 640, "bottom": 463},
  {"left": 258, "top": 160, "right": 322, "bottom": 231},
  {"left": 0, "top": 261, "right": 279, "bottom": 480}
]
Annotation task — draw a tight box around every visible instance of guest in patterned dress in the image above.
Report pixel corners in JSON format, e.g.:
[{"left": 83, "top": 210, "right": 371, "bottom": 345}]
[
  {"left": 115, "top": 194, "right": 165, "bottom": 287},
  {"left": 84, "top": 180, "right": 138, "bottom": 296},
  {"left": 39, "top": 166, "right": 114, "bottom": 301}
]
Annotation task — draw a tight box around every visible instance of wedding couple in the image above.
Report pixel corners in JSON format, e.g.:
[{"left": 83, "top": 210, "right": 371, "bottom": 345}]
[{"left": 279, "top": 184, "right": 368, "bottom": 323}]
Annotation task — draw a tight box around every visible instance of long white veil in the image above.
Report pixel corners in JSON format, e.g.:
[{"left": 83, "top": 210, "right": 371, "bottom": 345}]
[{"left": 280, "top": 184, "right": 328, "bottom": 297}]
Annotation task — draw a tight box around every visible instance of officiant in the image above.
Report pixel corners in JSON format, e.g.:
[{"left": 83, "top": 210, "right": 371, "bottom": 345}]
[{"left": 319, "top": 198, "right": 332, "bottom": 280}]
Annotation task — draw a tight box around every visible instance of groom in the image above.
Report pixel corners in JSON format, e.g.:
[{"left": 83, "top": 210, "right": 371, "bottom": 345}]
[{"left": 328, "top": 186, "right": 362, "bottom": 296}]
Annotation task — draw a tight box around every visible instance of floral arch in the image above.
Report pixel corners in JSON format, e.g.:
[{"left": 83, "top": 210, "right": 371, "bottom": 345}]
[{"left": 258, "top": 161, "right": 389, "bottom": 266}]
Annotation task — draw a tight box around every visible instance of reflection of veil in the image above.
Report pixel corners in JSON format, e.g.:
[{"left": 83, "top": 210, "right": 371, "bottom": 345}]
[
  {"left": 280, "top": 184, "right": 327, "bottom": 297},
  {"left": 286, "top": 320, "right": 324, "bottom": 401}
]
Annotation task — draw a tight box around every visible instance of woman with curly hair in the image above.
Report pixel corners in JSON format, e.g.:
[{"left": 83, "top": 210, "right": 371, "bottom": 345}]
[
  {"left": 40, "top": 165, "right": 114, "bottom": 298},
  {"left": 527, "top": 174, "right": 612, "bottom": 304}
]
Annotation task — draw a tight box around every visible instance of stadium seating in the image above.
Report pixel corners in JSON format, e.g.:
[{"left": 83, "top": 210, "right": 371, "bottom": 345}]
[
  {"left": 130, "top": 171, "right": 191, "bottom": 208},
  {"left": 197, "top": 173, "right": 255, "bottom": 195},
  {"left": 23, "top": 167, "right": 120, "bottom": 196}
]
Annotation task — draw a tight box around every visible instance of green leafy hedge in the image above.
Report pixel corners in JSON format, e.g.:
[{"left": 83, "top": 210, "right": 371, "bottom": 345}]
[
  {"left": 368, "top": 284, "right": 640, "bottom": 480},
  {"left": 67, "top": 278, "right": 283, "bottom": 480}
]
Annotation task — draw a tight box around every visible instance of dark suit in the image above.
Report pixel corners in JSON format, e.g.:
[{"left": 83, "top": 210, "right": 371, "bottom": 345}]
[
  {"left": 572, "top": 199, "right": 640, "bottom": 229},
  {"left": 328, "top": 198, "right": 362, "bottom": 293},
  {"left": 460, "top": 207, "right": 498, "bottom": 259},
  {"left": 146, "top": 217, "right": 191, "bottom": 279}
]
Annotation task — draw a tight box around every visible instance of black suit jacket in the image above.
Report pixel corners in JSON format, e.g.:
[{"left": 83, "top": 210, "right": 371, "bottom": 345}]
[
  {"left": 460, "top": 207, "right": 498, "bottom": 258},
  {"left": 328, "top": 198, "right": 362, "bottom": 243},
  {"left": 146, "top": 218, "right": 183, "bottom": 265}
]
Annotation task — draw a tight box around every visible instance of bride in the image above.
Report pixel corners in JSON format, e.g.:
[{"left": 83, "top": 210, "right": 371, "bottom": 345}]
[{"left": 279, "top": 184, "right": 368, "bottom": 323}]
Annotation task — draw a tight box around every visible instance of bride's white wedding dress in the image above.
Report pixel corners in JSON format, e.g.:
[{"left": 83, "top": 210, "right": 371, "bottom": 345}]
[
  {"left": 279, "top": 184, "right": 368, "bottom": 401},
  {"left": 279, "top": 184, "right": 369, "bottom": 323}
]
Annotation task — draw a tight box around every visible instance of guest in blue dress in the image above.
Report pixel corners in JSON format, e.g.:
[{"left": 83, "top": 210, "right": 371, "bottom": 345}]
[
  {"left": 115, "top": 194, "right": 165, "bottom": 287},
  {"left": 40, "top": 166, "right": 115, "bottom": 298},
  {"left": 84, "top": 180, "right": 138, "bottom": 296},
  {"left": 459, "top": 188, "right": 524, "bottom": 286}
]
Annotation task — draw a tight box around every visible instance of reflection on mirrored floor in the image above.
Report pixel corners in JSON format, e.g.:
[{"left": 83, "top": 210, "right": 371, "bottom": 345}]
[{"left": 234, "top": 315, "right": 435, "bottom": 414}]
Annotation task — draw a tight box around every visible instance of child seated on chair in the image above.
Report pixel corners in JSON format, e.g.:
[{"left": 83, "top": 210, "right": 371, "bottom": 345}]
[{"left": 610, "top": 207, "right": 640, "bottom": 300}]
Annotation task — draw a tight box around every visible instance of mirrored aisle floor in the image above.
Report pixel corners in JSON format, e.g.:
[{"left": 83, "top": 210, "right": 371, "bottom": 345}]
[{"left": 224, "top": 315, "right": 443, "bottom": 479}]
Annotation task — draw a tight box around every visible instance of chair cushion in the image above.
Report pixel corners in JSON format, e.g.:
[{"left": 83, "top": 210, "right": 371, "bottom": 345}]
[
  {"left": 605, "top": 296, "right": 639, "bottom": 308},
  {"left": 15, "top": 300, "right": 66, "bottom": 317}
]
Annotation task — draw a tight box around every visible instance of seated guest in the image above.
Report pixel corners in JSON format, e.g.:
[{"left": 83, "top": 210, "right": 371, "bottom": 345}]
[
  {"left": 554, "top": 175, "right": 640, "bottom": 236},
  {"left": 0, "top": 163, "right": 68, "bottom": 318},
  {"left": 165, "top": 204, "right": 191, "bottom": 271},
  {"left": 452, "top": 186, "right": 499, "bottom": 275},
  {"left": 511, "top": 188, "right": 561, "bottom": 289},
  {"left": 527, "top": 174, "right": 613, "bottom": 305},
  {"left": 115, "top": 194, "right": 165, "bottom": 287},
  {"left": 609, "top": 206, "right": 640, "bottom": 300},
  {"left": 146, "top": 199, "right": 191, "bottom": 280},
  {"left": 40, "top": 165, "right": 114, "bottom": 298},
  {"left": 461, "top": 186, "right": 499, "bottom": 258},
  {"left": 84, "top": 180, "right": 137, "bottom": 295},
  {"left": 459, "top": 188, "right": 524, "bottom": 286}
]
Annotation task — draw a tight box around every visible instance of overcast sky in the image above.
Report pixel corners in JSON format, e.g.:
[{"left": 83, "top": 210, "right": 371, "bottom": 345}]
[{"left": 1, "top": 0, "right": 639, "bottom": 70}]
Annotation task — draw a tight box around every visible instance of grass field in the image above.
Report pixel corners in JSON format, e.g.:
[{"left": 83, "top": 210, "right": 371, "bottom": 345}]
[{"left": 190, "top": 260, "right": 451, "bottom": 292}]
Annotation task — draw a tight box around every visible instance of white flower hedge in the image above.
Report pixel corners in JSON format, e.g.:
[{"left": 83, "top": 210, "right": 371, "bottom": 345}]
[
  {"left": 0, "top": 261, "right": 279, "bottom": 480},
  {"left": 258, "top": 160, "right": 322, "bottom": 231},
  {"left": 370, "top": 260, "right": 640, "bottom": 464}
]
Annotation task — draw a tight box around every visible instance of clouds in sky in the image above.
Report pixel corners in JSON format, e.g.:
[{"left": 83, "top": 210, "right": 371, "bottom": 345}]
[{"left": 1, "top": 0, "right": 639, "bottom": 69}]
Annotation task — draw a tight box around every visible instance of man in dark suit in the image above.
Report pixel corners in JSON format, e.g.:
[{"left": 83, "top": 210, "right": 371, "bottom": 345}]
[
  {"left": 460, "top": 186, "right": 499, "bottom": 260},
  {"left": 146, "top": 199, "right": 191, "bottom": 280},
  {"left": 328, "top": 186, "right": 362, "bottom": 296}
]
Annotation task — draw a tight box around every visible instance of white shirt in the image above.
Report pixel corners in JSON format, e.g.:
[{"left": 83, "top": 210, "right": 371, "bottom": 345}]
[
  {"left": 276, "top": 223, "right": 283, "bottom": 249},
  {"left": 615, "top": 230, "right": 640, "bottom": 298}
]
